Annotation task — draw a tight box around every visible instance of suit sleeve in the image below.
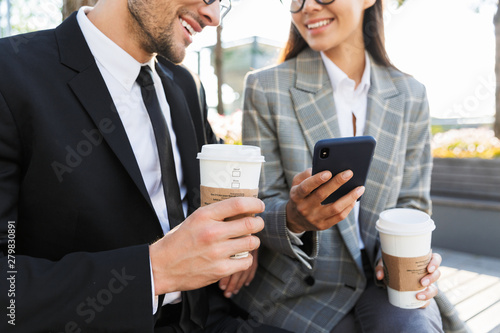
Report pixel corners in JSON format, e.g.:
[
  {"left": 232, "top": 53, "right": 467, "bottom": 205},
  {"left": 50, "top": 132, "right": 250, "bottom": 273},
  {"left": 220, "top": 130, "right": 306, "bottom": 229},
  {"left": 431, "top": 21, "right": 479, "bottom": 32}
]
[
  {"left": 0, "top": 93, "right": 155, "bottom": 332},
  {"left": 396, "top": 84, "right": 432, "bottom": 213},
  {"left": 241, "top": 73, "right": 318, "bottom": 267}
]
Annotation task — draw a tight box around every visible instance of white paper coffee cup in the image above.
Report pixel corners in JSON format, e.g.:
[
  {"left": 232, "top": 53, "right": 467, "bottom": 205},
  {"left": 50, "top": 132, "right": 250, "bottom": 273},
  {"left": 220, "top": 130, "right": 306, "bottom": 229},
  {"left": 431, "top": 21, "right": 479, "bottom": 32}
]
[
  {"left": 375, "top": 208, "right": 436, "bottom": 309},
  {"left": 197, "top": 144, "right": 265, "bottom": 258}
]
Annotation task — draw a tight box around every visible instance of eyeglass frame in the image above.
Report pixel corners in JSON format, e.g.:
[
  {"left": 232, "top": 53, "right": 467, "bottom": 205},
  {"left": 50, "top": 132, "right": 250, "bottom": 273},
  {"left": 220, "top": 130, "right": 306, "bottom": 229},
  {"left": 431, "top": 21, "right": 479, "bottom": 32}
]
[
  {"left": 282, "top": 0, "right": 336, "bottom": 14},
  {"left": 203, "top": 0, "right": 232, "bottom": 20}
]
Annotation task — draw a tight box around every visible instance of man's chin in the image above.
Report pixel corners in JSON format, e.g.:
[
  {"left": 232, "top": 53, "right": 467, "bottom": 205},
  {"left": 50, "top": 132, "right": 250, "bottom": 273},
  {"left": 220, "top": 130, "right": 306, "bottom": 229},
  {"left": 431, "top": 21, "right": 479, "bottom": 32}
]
[{"left": 158, "top": 47, "right": 186, "bottom": 65}]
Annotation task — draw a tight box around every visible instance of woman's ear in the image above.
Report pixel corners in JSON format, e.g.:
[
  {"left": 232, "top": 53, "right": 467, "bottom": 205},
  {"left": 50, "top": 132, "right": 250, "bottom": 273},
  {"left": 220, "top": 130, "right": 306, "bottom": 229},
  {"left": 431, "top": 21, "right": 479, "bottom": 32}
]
[{"left": 363, "top": 0, "right": 377, "bottom": 10}]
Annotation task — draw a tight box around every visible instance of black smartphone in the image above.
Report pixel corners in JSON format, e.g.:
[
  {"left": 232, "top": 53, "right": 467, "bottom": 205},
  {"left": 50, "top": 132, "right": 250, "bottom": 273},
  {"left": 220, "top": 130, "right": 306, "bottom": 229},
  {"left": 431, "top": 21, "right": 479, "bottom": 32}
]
[{"left": 312, "top": 136, "right": 376, "bottom": 205}]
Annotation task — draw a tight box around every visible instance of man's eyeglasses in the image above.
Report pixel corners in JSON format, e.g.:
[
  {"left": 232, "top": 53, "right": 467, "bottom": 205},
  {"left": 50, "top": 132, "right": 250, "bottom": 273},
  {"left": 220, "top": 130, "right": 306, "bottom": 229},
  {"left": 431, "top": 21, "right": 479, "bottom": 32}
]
[
  {"left": 281, "top": 0, "right": 335, "bottom": 13},
  {"left": 203, "top": 0, "right": 232, "bottom": 20}
]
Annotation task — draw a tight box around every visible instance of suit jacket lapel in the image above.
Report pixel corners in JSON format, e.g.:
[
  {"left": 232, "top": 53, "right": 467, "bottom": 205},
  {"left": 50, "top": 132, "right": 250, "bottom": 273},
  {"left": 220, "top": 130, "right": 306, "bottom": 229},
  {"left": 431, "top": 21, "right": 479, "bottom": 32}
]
[
  {"left": 290, "top": 48, "right": 342, "bottom": 154},
  {"left": 359, "top": 62, "right": 405, "bottom": 263},
  {"left": 156, "top": 63, "right": 201, "bottom": 218},
  {"left": 336, "top": 212, "right": 363, "bottom": 272},
  {"left": 55, "top": 13, "right": 154, "bottom": 212}
]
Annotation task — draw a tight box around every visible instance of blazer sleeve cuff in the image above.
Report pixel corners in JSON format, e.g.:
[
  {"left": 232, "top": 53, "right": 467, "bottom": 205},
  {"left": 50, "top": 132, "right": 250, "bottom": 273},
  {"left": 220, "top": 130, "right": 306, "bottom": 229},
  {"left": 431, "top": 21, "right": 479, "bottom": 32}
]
[{"left": 260, "top": 198, "right": 319, "bottom": 268}]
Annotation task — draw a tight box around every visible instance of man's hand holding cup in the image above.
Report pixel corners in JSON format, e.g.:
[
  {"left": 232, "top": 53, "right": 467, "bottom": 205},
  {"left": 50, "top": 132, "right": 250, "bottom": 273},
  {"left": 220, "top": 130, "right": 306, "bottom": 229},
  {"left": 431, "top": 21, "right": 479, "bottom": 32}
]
[{"left": 149, "top": 196, "right": 265, "bottom": 295}]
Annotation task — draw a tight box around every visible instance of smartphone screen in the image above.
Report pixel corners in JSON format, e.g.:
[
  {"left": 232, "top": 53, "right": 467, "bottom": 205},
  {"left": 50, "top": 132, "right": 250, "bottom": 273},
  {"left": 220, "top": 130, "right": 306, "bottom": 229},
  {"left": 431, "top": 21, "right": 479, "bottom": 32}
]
[{"left": 312, "top": 136, "right": 376, "bottom": 205}]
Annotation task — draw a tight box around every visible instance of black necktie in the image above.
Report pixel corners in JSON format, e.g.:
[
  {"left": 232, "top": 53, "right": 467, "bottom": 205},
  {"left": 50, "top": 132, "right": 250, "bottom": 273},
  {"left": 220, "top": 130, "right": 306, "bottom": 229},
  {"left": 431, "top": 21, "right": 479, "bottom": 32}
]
[{"left": 136, "top": 65, "right": 185, "bottom": 229}]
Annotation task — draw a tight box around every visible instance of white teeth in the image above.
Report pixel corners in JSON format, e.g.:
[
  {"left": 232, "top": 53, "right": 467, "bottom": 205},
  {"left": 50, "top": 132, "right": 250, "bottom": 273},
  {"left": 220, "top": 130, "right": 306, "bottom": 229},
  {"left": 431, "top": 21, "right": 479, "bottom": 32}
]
[
  {"left": 180, "top": 18, "right": 197, "bottom": 36},
  {"left": 307, "top": 19, "right": 332, "bottom": 29}
]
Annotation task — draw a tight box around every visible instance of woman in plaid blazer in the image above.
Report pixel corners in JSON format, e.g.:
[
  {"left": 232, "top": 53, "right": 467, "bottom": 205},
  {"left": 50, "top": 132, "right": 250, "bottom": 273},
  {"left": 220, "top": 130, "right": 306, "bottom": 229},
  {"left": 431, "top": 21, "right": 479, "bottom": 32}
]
[{"left": 231, "top": 0, "right": 467, "bottom": 332}]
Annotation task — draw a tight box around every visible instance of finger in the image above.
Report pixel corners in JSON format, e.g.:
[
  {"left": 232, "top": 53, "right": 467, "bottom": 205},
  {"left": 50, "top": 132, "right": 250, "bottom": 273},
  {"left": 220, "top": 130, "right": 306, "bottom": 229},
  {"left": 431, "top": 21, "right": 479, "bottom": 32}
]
[
  {"left": 427, "top": 253, "right": 442, "bottom": 273},
  {"left": 223, "top": 272, "right": 245, "bottom": 298},
  {"left": 219, "top": 252, "right": 259, "bottom": 284},
  {"left": 224, "top": 249, "right": 259, "bottom": 298},
  {"left": 237, "top": 270, "right": 251, "bottom": 290},
  {"left": 323, "top": 184, "right": 365, "bottom": 213},
  {"left": 205, "top": 215, "right": 265, "bottom": 242},
  {"left": 421, "top": 268, "right": 441, "bottom": 287},
  {"left": 219, "top": 234, "right": 261, "bottom": 259},
  {"left": 291, "top": 168, "right": 313, "bottom": 186},
  {"left": 320, "top": 187, "right": 363, "bottom": 226},
  {"left": 221, "top": 259, "right": 254, "bottom": 282},
  {"left": 244, "top": 267, "right": 256, "bottom": 287},
  {"left": 224, "top": 216, "right": 265, "bottom": 239},
  {"left": 417, "top": 284, "right": 438, "bottom": 305},
  {"left": 315, "top": 170, "right": 353, "bottom": 199},
  {"left": 291, "top": 170, "right": 332, "bottom": 200},
  {"left": 245, "top": 250, "right": 259, "bottom": 286},
  {"left": 375, "top": 258, "right": 384, "bottom": 280},
  {"left": 319, "top": 201, "right": 356, "bottom": 230},
  {"left": 203, "top": 197, "right": 265, "bottom": 221},
  {"left": 219, "top": 276, "right": 230, "bottom": 291}
]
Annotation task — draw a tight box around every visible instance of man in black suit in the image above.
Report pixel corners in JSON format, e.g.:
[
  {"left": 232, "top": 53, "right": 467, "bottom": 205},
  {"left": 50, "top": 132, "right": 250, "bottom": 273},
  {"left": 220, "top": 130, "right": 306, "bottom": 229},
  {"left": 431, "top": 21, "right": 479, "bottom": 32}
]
[{"left": 0, "top": 0, "right": 286, "bottom": 332}]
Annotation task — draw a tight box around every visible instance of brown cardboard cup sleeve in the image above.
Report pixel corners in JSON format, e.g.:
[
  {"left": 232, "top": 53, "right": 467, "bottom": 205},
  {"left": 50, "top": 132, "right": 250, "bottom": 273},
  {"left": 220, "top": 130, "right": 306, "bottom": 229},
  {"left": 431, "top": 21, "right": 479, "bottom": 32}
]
[
  {"left": 382, "top": 250, "right": 432, "bottom": 291},
  {"left": 200, "top": 185, "right": 258, "bottom": 207}
]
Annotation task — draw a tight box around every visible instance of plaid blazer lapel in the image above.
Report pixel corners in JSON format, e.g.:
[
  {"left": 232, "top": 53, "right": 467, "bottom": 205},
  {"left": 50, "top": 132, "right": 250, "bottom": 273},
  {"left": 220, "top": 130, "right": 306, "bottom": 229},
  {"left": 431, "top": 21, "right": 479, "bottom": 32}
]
[
  {"left": 290, "top": 49, "right": 342, "bottom": 154},
  {"left": 337, "top": 211, "right": 364, "bottom": 272},
  {"left": 360, "top": 61, "right": 405, "bottom": 263}
]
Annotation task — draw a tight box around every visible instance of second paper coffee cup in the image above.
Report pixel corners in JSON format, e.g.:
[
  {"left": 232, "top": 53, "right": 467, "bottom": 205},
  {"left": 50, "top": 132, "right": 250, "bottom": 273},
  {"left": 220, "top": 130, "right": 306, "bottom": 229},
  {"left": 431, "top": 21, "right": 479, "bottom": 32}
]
[
  {"left": 375, "top": 208, "right": 436, "bottom": 309},
  {"left": 197, "top": 144, "right": 265, "bottom": 258}
]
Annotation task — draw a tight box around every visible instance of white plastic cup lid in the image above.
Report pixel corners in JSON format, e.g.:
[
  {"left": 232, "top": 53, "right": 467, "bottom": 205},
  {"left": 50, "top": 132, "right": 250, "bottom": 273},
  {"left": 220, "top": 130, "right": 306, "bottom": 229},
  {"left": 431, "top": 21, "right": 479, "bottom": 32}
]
[
  {"left": 197, "top": 144, "right": 265, "bottom": 163},
  {"left": 376, "top": 208, "right": 435, "bottom": 236}
]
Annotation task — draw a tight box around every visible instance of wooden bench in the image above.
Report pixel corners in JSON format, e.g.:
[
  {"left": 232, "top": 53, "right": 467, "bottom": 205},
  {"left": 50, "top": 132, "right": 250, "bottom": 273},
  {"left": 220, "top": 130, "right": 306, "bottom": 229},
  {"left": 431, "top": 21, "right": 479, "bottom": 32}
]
[{"left": 436, "top": 247, "right": 500, "bottom": 333}]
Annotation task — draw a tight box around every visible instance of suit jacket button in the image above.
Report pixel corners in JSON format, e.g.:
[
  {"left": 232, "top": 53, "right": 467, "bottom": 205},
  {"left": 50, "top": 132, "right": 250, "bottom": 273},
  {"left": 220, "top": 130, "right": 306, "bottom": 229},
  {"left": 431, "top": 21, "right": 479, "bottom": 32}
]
[{"left": 304, "top": 275, "right": 315, "bottom": 286}]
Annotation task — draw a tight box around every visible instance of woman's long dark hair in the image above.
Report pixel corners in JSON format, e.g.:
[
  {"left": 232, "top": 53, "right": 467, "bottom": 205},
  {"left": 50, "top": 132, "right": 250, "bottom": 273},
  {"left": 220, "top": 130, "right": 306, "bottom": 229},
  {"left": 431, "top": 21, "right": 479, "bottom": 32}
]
[{"left": 278, "top": 0, "right": 393, "bottom": 67}]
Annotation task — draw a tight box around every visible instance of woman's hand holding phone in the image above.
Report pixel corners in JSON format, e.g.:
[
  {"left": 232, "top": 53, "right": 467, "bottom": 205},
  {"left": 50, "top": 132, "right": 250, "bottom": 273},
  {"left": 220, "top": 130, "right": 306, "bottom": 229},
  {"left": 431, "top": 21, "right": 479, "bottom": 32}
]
[
  {"left": 286, "top": 136, "right": 375, "bottom": 233},
  {"left": 285, "top": 168, "right": 365, "bottom": 233}
]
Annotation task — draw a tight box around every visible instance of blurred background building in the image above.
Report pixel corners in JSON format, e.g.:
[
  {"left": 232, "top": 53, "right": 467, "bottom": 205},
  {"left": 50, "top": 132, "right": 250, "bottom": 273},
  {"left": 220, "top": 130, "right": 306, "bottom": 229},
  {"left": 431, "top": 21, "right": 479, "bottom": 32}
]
[{"left": 1, "top": 0, "right": 497, "bottom": 126}]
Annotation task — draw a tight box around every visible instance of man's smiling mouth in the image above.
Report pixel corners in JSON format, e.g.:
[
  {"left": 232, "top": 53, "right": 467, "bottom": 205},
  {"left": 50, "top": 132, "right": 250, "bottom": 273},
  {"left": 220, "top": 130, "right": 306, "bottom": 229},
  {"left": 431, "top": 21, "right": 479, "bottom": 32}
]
[{"left": 180, "top": 17, "right": 197, "bottom": 36}]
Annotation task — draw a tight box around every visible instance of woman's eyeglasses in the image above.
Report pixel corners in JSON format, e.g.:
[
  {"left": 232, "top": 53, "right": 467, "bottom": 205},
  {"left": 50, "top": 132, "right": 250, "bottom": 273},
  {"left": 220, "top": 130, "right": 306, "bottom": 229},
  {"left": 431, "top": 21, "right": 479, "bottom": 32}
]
[
  {"left": 282, "top": 0, "right": 336, "bottom": 14},
  {"left": 203, "top": 0, "right": 232, "bottom": 20}
]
